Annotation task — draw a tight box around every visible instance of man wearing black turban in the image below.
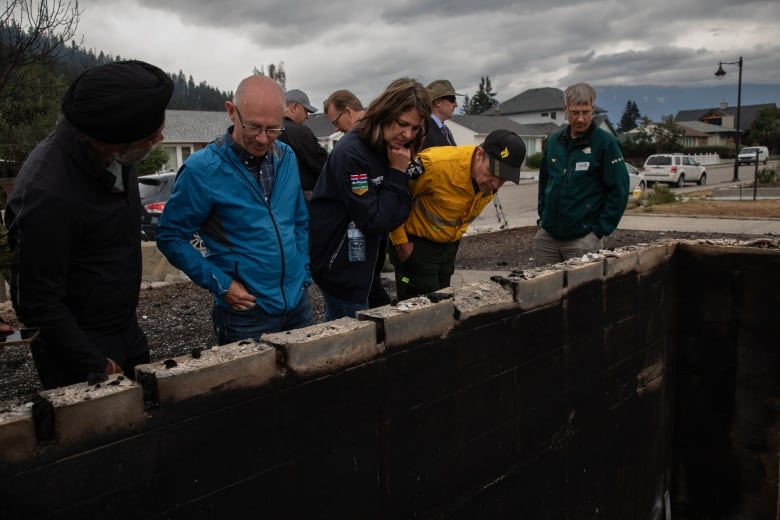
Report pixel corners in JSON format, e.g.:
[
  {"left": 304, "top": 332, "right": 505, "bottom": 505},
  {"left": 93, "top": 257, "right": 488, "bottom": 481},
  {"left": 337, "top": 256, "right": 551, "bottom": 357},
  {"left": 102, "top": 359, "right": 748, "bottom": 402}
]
[{"left": 6, "top": 60, "right": 174, "bottom": 389}]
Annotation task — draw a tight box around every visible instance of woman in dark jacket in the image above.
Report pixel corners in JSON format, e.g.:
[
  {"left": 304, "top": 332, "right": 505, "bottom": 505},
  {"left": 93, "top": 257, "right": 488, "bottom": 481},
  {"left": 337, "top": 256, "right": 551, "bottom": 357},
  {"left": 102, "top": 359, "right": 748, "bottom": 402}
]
[{"left": 309, "top": 78, "right": 431, "bottom": 321}]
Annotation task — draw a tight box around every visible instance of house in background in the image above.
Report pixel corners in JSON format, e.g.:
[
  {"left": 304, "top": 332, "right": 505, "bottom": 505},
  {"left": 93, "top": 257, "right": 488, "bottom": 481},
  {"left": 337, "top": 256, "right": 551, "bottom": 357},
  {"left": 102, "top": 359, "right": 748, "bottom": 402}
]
[
  {"left": 674, "top": 102, "right": 776, "bottom": 147},
  {"left": 480, "top": 86, "right": 617, "bottom": 136},
  {"left": 447, "top": 115, "right": 546, "bottom": 160},
  {"left": 161, "top": 110, "right": 229, "bottom": 171},
  {"left": 675, "top": 121, "right": 733, "bottom": 147}
]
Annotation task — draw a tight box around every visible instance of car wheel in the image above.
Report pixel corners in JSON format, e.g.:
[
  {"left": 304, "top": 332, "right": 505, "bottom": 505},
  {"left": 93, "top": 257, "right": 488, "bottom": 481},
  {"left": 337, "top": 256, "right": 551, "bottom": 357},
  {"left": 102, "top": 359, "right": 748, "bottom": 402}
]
[
  {"left": 697, "top": 172, "right": 707, "bottom": 186},
  {"left": 676, "top": 175, "right": 685, "bottom": 188}
]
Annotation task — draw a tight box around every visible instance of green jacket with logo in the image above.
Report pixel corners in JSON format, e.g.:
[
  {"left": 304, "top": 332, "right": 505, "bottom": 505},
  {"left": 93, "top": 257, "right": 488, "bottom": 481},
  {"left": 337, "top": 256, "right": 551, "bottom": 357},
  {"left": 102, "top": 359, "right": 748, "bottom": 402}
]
[{"left": 538, "top": 123, "right": 629, "bottom": 241}]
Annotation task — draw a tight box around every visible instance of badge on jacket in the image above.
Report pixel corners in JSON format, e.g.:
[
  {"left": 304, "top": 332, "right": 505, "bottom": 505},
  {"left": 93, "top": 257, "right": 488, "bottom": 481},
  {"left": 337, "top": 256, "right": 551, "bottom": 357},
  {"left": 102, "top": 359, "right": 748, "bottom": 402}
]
[
  {"left": 406, "top": 158, "right": 425, "bottom": 179},
  {"left": 351, "top": 173, "right": 368, "bottom": 195}
]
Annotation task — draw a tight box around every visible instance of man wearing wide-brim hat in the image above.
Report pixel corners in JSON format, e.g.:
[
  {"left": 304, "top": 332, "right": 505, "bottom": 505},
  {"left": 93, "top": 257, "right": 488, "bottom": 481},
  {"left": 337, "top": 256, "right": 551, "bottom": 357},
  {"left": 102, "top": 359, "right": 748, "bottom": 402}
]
[
  {"left": 422, "top": 79, "right": 464, "bottom": 150},
  {"left": 388, "top": 129, "right": 526, "bottom": 301},
  {"left": 6, "top": 60, "right": 174, "bottom": 390}
]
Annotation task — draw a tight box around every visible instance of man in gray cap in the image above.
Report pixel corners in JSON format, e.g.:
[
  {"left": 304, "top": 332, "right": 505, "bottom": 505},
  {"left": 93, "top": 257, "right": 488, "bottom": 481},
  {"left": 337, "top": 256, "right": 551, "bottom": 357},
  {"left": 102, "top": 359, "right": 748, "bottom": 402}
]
[
  {"left": 422, "top": 79, "right": 464, "bottom": 150},
  {"left": 278, "top": 88, "right": 327, "bottom": 202},
  {"left": 6, "top": 60, "right": 174, "bottom": 389}
]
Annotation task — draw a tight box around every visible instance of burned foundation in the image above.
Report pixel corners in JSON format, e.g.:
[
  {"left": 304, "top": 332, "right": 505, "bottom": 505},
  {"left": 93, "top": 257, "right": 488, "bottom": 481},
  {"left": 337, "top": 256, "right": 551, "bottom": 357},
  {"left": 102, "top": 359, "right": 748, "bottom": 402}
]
[{"left": 1, "top": 239, "right": 778, "bottom": 519}]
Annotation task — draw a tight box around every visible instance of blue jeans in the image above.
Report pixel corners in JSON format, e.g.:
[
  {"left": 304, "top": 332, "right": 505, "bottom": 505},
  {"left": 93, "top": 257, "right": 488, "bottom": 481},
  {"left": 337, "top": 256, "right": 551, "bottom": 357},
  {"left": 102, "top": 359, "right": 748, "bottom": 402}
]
[
  {"left": 212, "top": 291, "right": 313, "bottom": 345},
  {"left": 320, "top": 288, "right": 367, "bottom": 322}
]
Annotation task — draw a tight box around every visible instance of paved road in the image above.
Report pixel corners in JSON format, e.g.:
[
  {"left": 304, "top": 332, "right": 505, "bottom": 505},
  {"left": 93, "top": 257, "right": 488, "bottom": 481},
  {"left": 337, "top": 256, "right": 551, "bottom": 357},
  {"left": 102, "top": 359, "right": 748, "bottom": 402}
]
[{"left": 469, "top": 163, "right": 780, "bottom": 236}]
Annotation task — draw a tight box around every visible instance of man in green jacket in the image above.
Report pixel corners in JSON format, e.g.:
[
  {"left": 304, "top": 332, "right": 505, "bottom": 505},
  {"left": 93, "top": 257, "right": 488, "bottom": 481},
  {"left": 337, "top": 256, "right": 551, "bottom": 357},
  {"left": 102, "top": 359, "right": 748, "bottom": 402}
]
[{"left": 534, "top": 82, "right": 629, "bottom": 265}]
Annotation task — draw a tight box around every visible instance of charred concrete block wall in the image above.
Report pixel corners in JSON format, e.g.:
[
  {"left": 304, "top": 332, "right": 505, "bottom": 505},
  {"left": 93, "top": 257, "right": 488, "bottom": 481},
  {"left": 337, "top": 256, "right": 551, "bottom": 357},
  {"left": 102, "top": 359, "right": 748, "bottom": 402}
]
[
  {"left": 0, "top": 240, "right": 777, "bottom": 519},
  {"left": 671, "top": 242, "right": 780, "bottom": 519}
]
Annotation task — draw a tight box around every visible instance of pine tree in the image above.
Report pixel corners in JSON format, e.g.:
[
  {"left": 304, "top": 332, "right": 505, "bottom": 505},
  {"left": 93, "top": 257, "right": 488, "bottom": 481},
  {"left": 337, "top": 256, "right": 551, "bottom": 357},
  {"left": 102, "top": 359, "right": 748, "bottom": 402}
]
[
  {"left": 463, "top": 76, "right": 499, "bottom": 115},
  {"left": 252, "top": 62, "right": 286, "bottom": 89},
  {"left": 617, "top": 100, "right": 641, "bottom": 133}
]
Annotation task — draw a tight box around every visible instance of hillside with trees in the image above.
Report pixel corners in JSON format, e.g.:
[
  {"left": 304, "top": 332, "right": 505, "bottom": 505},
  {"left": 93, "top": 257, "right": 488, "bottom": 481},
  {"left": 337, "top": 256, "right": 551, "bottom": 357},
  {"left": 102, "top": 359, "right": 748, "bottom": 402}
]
[{"left": 1, "top": 0, "right": 233, "bottom": 176}]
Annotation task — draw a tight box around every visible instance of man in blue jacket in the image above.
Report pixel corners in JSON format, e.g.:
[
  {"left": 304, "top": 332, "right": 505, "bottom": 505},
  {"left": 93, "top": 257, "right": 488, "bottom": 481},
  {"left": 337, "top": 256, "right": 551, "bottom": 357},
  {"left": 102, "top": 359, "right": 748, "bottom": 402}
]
[{"left": 157, "top": 75, "right": 312, "bottom": 344}]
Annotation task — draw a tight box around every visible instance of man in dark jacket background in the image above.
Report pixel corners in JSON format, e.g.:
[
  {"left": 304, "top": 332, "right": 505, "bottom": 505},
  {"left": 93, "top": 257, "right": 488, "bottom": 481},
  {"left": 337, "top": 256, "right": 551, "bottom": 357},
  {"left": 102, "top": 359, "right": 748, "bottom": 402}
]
[
  {"left": 278, "top": 88, "right": 328, "bottom": 203},
  {"left": 6, "top": 60, "right": 174, "bottom": 389}
]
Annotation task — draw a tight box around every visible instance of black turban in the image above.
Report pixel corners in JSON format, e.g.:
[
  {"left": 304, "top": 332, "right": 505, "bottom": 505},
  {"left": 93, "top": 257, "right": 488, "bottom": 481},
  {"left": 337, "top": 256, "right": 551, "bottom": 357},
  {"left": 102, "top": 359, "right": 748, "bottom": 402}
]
[{"left": 61, "top": 60, "right": 175, "bottom": 144}]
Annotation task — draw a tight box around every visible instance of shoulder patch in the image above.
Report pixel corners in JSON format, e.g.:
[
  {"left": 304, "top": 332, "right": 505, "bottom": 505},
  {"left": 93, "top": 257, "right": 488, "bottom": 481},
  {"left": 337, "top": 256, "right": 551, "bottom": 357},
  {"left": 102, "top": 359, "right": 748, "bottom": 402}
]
[
  {"left": 406, "top": 157, "right": 425, "bottom": 179},
  {"left": 351, "top": 173, "right": 369, "bottom": 195}
]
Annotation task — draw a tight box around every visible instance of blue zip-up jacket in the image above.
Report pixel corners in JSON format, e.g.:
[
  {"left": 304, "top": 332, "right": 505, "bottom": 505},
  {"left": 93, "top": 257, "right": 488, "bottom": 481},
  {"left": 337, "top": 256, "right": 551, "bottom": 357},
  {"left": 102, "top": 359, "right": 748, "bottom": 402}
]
[
  {"left": 156, "top": 134, "right": 311, "bottom": 314},
  {"left": 538, "top": 123, "right": 629, "bottom": 241}
]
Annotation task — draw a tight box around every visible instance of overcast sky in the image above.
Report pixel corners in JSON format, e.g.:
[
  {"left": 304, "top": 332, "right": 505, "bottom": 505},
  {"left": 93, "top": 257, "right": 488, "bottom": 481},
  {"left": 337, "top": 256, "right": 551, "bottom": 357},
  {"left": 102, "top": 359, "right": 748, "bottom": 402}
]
[{"left": 79, "top": 0, "right": 780, "bottom": 114}]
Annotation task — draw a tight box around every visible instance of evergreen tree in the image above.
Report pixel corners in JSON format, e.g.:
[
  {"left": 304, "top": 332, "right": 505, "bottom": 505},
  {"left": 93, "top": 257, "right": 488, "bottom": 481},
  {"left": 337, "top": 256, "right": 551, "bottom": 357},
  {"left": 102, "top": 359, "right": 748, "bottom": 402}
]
[
  {"left": 252, "top": 62, "right": 286, "bottom": 89},
  {"left": 617, "top": 100, "right": 641, "bottom": 133},
  {"left": 463, "top": 76, "right": 499, "bottom": 115}
]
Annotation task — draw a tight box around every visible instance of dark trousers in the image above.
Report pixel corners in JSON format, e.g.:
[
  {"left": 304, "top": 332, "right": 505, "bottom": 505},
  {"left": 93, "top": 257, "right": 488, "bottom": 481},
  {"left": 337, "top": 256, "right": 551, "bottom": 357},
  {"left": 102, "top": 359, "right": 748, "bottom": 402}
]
[
  {"left": 31, "top": 320, "right": 149, "bottom": 389},
  {"left": 368, "top": 235, "right": 392, "bottom": 308},
  {"left": 388, "top": 235, "right": 460, "bottom": 302}
]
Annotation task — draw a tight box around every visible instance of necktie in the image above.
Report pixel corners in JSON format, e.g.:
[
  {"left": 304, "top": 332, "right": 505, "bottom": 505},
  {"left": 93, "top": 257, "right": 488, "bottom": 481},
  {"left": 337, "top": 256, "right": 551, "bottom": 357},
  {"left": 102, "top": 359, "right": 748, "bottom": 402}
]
[{"left": 441, "top": 124, "right": 455, "bottom": 145}]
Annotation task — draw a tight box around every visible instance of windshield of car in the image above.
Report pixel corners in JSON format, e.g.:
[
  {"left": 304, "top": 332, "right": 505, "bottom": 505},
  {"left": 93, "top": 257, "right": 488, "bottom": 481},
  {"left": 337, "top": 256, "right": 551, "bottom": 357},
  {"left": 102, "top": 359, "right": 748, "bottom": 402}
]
[
  {"left": 646, "top": 156, "right": 671, "bottom": 166},
  {"left": 741, "top": 148, "right": 758, "bottom": 154}
]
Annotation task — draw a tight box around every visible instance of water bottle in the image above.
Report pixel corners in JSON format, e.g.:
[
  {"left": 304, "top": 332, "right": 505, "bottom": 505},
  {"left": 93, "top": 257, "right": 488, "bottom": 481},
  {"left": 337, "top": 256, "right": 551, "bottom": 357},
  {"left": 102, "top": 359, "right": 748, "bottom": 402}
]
[{"left": 347, "top": 221, "right": 365, "bottom": 262}]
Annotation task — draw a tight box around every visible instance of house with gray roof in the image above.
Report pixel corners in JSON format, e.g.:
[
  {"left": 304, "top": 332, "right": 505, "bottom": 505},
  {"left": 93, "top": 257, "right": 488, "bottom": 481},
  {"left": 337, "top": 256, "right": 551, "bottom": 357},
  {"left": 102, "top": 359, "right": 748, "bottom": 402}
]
[
  {"left": 674, "top": 102, "right": 775, "bottom": 133},
  {"left": 447, "top": 115, "right": 547, "bottom": 159},
  {"left": 480, "top": 86, "right": 615, "bottom": 136},
  {"left": 160, "top": 110, "right": 230, "bottom": 171}
]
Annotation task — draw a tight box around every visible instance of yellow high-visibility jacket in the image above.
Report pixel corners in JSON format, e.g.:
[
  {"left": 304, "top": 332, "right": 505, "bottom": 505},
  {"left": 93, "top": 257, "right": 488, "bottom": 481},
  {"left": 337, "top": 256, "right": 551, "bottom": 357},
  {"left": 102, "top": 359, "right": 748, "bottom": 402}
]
[{"left": 389, "top": 145, "right": 494, "bottom": 245}]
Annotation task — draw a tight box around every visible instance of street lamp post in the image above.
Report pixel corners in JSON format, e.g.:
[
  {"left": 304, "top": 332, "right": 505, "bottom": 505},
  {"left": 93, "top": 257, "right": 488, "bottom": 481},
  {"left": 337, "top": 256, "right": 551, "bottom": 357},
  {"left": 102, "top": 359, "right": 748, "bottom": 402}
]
[{"left": 715, "top": 56, "right": 743, "bottom": 182}]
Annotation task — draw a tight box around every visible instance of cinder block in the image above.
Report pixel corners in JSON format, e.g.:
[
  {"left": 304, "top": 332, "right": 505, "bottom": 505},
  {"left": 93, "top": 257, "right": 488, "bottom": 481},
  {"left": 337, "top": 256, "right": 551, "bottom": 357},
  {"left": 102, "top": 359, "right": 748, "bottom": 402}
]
[
  {"left": 264, "top": 318, "right": 379, "bottom": 377},
  {"left": 638, "top": 243, "right": 671, "bottom": 274},
  {"left": 0, "top": 403, "right": 36, "bottom": 462},
  {"left": 451, "top": 281, "right": 516, "bottom": 322},
  {"left": 357, "top": 296, "right": 455, "bottom": 348},
  {"left": 39, "top": 375, "right": 145, "bottom": 447},
  {"left": 136, "top": 341, "right": 277, "bottom": 406},
  {"left": 564, "top": 259, "right": 604, "bottom": 290},
  {"left": 603, "top": 248, "right": 639, "bottom": 278},
  {"left": 502, "top": 268, "right": 565, "bottom": 310}
]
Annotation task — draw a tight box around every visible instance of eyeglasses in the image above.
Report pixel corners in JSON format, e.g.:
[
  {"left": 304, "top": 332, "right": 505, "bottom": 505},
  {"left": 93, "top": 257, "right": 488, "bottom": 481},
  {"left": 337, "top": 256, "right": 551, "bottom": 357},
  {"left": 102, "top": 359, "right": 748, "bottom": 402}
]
[
  {"left": 234, "top": 106, "right": 284, "bottom": 138},
  {"left": 331, "top": 111, "right": 345, "bottom": 128},
  {"left": 568, "top": 110, "right": 593, "bottom": 119}
]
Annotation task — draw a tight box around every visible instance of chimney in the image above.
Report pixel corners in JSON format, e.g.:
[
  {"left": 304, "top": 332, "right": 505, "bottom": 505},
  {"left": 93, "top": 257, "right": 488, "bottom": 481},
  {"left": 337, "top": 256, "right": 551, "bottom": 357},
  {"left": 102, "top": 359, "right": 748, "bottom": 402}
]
[{"left": 720, "top": 99, "right": 728, "bottom": 110}]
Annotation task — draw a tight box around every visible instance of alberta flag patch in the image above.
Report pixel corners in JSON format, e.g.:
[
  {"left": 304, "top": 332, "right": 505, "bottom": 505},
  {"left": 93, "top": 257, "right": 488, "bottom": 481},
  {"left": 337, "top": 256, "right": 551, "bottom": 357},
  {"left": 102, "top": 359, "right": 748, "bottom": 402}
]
[{"left": 351, "top": 173, "right": 369, "bottom": 195}]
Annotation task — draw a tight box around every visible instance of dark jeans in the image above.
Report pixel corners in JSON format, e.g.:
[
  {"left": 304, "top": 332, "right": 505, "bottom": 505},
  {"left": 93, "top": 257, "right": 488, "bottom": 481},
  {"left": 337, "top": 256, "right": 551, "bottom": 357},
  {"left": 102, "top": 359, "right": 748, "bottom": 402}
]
[
  {"left": 31, "top": 320, "right": 149, "bottom": 389},
  {"left": 211, "top": 290, "right": 313, "bottom": 345},
  {"left": 368, "top": 235, "right": 392, "bottom": 308},
  {"left": 320, "top": 288, "right": 368, "bottom": 322}
]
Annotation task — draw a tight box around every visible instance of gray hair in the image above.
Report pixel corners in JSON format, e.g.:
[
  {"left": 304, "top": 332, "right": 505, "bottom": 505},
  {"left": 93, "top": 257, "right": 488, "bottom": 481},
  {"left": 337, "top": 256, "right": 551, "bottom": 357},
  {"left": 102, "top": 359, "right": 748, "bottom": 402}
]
[{"left": 564, "top": 83, "right": 596, "bottom": 106}]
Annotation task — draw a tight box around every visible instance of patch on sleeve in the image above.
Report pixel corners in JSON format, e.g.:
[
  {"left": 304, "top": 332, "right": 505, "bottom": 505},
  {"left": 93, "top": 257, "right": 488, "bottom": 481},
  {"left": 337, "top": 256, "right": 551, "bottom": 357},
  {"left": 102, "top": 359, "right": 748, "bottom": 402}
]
[
  {"left": 351, "top": 173, "right": 369, "bottom": 195},
  {"left": 406, "top": 157, "right": 425, "bottom": 179}
]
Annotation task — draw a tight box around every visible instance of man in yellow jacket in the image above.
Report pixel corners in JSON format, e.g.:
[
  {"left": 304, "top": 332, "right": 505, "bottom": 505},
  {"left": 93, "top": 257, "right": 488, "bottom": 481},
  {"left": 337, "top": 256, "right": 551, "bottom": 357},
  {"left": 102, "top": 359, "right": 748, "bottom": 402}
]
[{"left": 389, "top": 129, "right": 526, "bottom": 301}]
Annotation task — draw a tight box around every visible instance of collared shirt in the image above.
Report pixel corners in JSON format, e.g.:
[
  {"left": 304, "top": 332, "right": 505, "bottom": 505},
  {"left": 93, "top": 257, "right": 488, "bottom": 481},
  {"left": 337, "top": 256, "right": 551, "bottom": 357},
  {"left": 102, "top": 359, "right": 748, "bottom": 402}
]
[
  {"left": 430, "top": 114, "right": 445, "bottom": 130},
  {"left": 225, "top": 126, "right": 274, "bottom": 200}
]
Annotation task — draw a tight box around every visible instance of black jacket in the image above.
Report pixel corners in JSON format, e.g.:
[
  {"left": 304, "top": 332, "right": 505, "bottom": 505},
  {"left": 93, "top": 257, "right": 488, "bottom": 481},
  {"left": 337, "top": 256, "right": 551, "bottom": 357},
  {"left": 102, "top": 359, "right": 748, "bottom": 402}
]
[
  {"left": 421, "top": 117, "right": 454, "bottom": 150},
  {"left": 277, "top": 117, "right": 328, "bottom": 191},
  {"left": 6, "top": 118, "right": 146, "bottom": 374},
  {"left": 309, "top": 130, "right": 411, "bottom": 304}
]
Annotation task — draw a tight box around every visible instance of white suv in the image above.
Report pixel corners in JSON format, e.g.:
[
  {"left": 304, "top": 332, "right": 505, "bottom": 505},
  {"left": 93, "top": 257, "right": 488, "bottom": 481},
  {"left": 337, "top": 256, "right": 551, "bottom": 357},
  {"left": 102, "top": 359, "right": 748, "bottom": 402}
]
[{"left": 642, "top": 154, "right": 707, "bottom": 188}]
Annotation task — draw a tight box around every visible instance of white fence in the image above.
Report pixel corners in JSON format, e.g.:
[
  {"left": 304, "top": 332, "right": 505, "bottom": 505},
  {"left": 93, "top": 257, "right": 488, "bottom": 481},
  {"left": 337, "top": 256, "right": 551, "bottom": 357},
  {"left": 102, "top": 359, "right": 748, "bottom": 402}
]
[{"left": 690, "top": 153, "right": 721, "bottom": 165}]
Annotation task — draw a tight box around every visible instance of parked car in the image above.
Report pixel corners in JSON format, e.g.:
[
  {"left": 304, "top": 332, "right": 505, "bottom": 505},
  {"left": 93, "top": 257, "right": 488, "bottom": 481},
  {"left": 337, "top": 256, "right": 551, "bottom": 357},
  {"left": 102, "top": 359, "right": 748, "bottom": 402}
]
[
  {"left": 642, "top": 153, "right": 707, "bottom": 188},
  {"left": 626, "top": 163, "right": 647, "bottom": 193},
  {"left": 139, "top": 171, "right": 176, "bottom": 241},
  {"left": 737, "top": 146, "right": 769, "bottom": 165}
]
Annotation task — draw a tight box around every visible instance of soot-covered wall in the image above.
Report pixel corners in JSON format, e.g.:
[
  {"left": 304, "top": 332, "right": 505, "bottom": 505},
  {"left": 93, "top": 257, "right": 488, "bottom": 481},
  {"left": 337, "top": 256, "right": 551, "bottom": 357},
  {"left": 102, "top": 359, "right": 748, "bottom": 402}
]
[{"left": 1, "top": 240, "right": 778, "bottom": 520}]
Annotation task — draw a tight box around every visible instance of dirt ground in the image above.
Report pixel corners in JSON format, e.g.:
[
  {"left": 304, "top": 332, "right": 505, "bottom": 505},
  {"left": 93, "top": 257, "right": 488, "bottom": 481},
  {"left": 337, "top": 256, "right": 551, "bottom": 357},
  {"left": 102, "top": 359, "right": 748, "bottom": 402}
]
[{"left": 1, "top": 198, "right": 777, "bottom": 404}]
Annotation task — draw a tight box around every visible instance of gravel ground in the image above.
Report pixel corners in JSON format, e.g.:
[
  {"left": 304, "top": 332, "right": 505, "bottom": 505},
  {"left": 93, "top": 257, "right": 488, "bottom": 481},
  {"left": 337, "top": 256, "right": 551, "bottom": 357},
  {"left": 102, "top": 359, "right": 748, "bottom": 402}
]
[{"left": 0, "top": 225, "right": 770, "bottom": 405}]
